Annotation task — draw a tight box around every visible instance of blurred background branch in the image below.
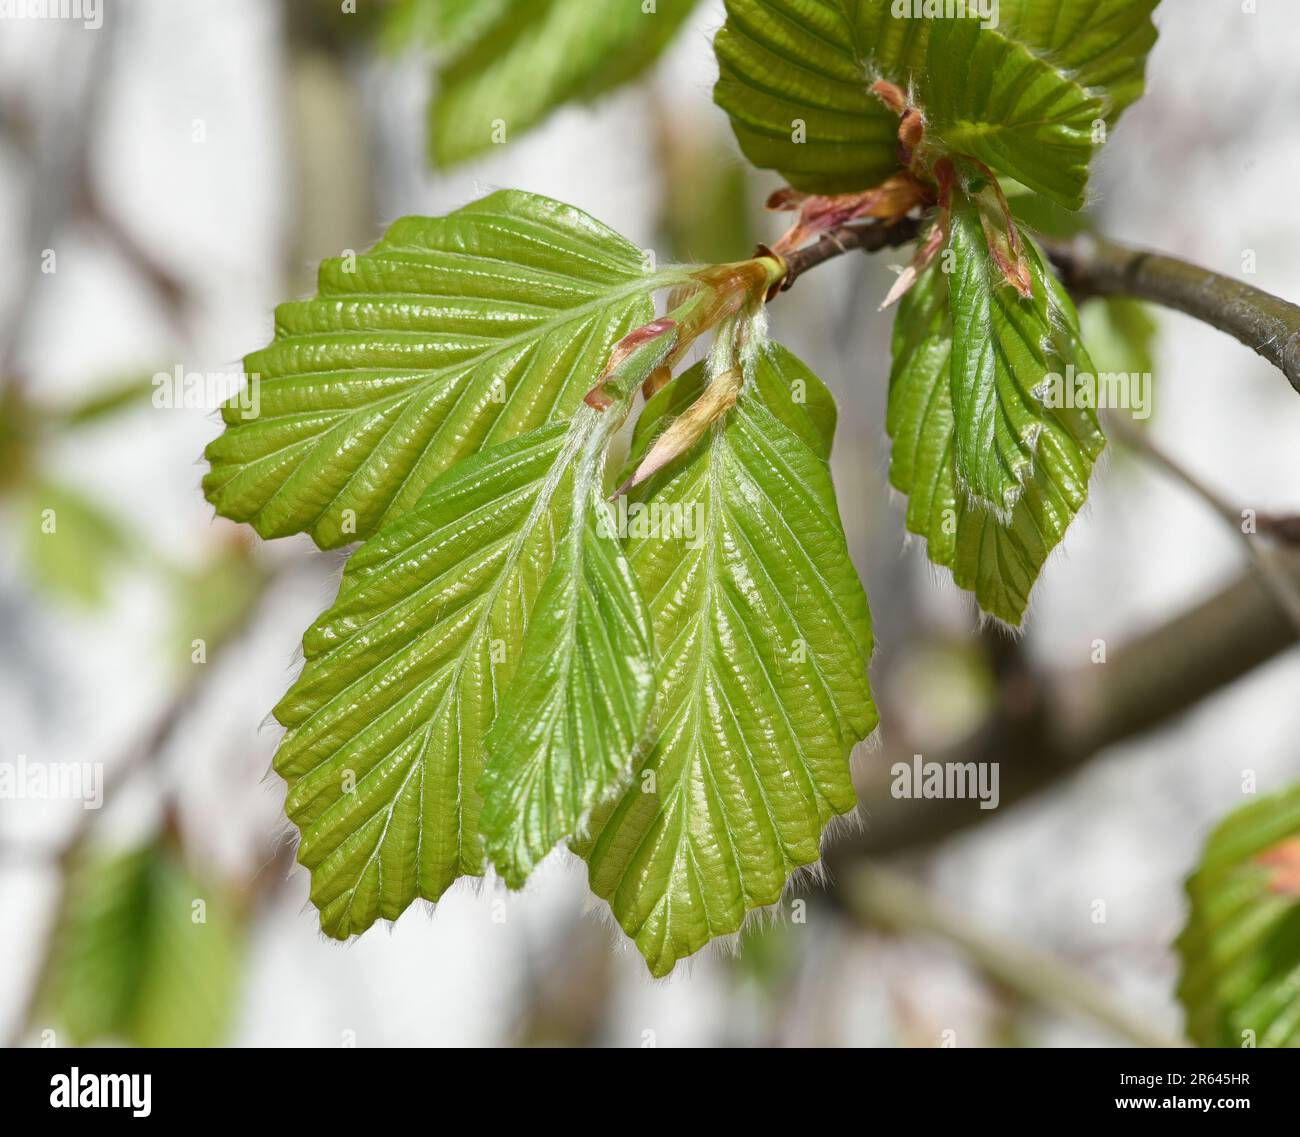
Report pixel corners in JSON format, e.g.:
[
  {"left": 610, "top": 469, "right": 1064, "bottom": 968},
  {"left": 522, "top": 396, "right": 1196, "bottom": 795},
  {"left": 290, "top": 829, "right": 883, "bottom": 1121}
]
[
  {"left": 841, "top": 863, "right": 1188, "bottom": 1048},
  {"left": 835, "top": 547, "right": 1300, "bottom": 860},
  {"left": 1105, "top": 411, "right": 1300, "bottom": 631}
]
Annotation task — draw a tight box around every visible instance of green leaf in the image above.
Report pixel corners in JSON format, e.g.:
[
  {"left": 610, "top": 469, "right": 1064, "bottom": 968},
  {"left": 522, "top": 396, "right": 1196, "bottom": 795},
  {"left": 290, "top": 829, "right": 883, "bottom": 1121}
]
[
  {"left": 430, "top": 0, "right": 698, "bottom": 167},
  {"left": 273, "top": 425, "right": 568, "bottom": 934},
  {"left": 168, "top": 543, "right": 266, "bottom": 671},
  {"left": 947, "top": 197, "right": 1090, "bottom": 513},
  {"left": 273, "top": 369, "right": 658, "bottom": 933},
  {"left": 38, "top": 842, "right": 242, "bottom": 1048},
  {"left": 714, "top": 1, "right": 1152, "bottom": 208},
  {"left": 657, "top": 127, "right": 757, "bottom": 268},
  {"left": 58, "top": 370, "right": 157, "bottom": 427},
  {"left": 0, "top": 384, "right": 36, "bottom": 493},
  {"left": 204, "top": 190, "right": 684, "bottom": 548},
  {"left": 923, "top": 20, "right": 1101, "bottom": 210},
  {"left": 996, "top": 0, "right": 1161, "bottom": 126},
  {"left": 1177, "top": 783, "right": 1300, "bottom": 1048},
  {"left": 713, "top": 0, "right": 908, "bottom": 194},
  {"left": 886, "top": 247, "right": 1104, "bottom": 625},
  {"left": 1002, "top": 178, "right": 1092, "bottom": 239},
  {"left": 577, "top": 346, "right": 876, "bottom": 977},
  {"left": 380, "top": 0, "right": 512, "bottom": 55},
  {"left": 477, "top": 415, "right": 654, "bottom": 890}
]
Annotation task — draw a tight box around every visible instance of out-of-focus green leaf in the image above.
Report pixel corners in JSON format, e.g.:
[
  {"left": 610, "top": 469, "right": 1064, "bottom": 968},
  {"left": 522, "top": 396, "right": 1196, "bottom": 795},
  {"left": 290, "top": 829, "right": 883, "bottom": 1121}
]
[
  {"left": 1177, "top": 783, "right": 1300, "bottom": 1048},
  {"left": 1002, "top": 179, "right": 1092, "bottom": 239},
  {"left": 656, "top": 123, "right": 756, "bottom": 267},
  {"left": 429, "top": 0, "right": 698, "bottom": 166},
  {"left": 0, "top": 383, "right": 36, "bottom": 494},
  {"left": 168, "top": 541, "right": 266, "bottom": 669},
  {"left": 20, "top": 479, "right": 134, "bottom": 608},
  {"left": 38, "top": 841, "right": 243, "bottom": 1048},
  {"left": 732, "top": 917, "right": 797, "bottom": 991},
  {"left": 380, "top": 0, "right": 512, "bottom": 55},
  {"left": 1081, "top": 296, "right": 1159, "bottom": 381},
  {"left": 59, "top": 372, "right": 157, "bottom": 427}
]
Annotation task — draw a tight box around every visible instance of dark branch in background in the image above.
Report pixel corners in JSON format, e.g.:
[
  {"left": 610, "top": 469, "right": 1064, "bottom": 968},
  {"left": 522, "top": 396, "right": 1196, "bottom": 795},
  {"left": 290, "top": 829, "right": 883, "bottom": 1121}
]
[
  {"left": 1042, "top": 234, "right": 1300, "bottom": 396},
  {"left": 76, "top": 175, "right": 190, "bottom": 336},
  {"left": 829, "top": 549, "right": 1300, "bottom": 861}
]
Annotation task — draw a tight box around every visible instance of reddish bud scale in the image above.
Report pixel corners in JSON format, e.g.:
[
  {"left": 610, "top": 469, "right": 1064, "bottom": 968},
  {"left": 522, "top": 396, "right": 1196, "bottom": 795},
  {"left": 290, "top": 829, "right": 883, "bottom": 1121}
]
[
  {"left": 584, "top": 317, "right": 678, "bottom": 410},
  {"left": 1258, "top": 838, "right": 1300, "bottom": 896}
]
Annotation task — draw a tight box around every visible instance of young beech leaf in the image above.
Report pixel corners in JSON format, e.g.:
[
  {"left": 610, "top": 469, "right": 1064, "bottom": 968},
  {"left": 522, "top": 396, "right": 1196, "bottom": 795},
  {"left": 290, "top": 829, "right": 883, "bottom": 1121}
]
[
  {"left": 713, "top": 0, "right": 912, "bottom": 195},
  {"left": 886, "top": 251, "right": 1104, "bottom": 626},
  {"left": 430, "top": 0, "right": 699, "bottom": 167},
  {"left": 204, "top": 190, "right": 690, "bottom": 549},
  {"left": 271, "top": 307, "right": 671, "bottom": 935},
  {"left": 477, "top": 411, "right": 655, "bottom": 890},
  {"left": 273, "top": 421, "right": 583, "bottom": 935},
  {"left": 1177, "top": 782, "right": 1300, "bottom": 1048},
  {"left": 922, "top": 20, "right": 1101, "bottom": 211},
  {"left": 577, "top": 346, "right": 876, "bottom": 977},
  {"left": 947, "top": 198, "right": 1092, "bottom": 515},
  {"left": 995, "top": 0, "right": 1161, "bottom": 126},
  {"left": 713, "top": 0, "right": 1157, "bottom": 206}
]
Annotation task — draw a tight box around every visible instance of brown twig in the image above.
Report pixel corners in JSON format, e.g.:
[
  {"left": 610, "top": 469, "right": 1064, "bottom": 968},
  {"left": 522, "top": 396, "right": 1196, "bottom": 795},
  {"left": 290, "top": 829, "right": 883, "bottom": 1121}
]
[
  {"left": 772, "top": 217, "right": 1300, "bottom": 402},
  {"left": 1043, "top": 233, "right": 1300, "bottom": 396},
  {"left": 770, "top": 217, "right": 921, "bottom": 295}
]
